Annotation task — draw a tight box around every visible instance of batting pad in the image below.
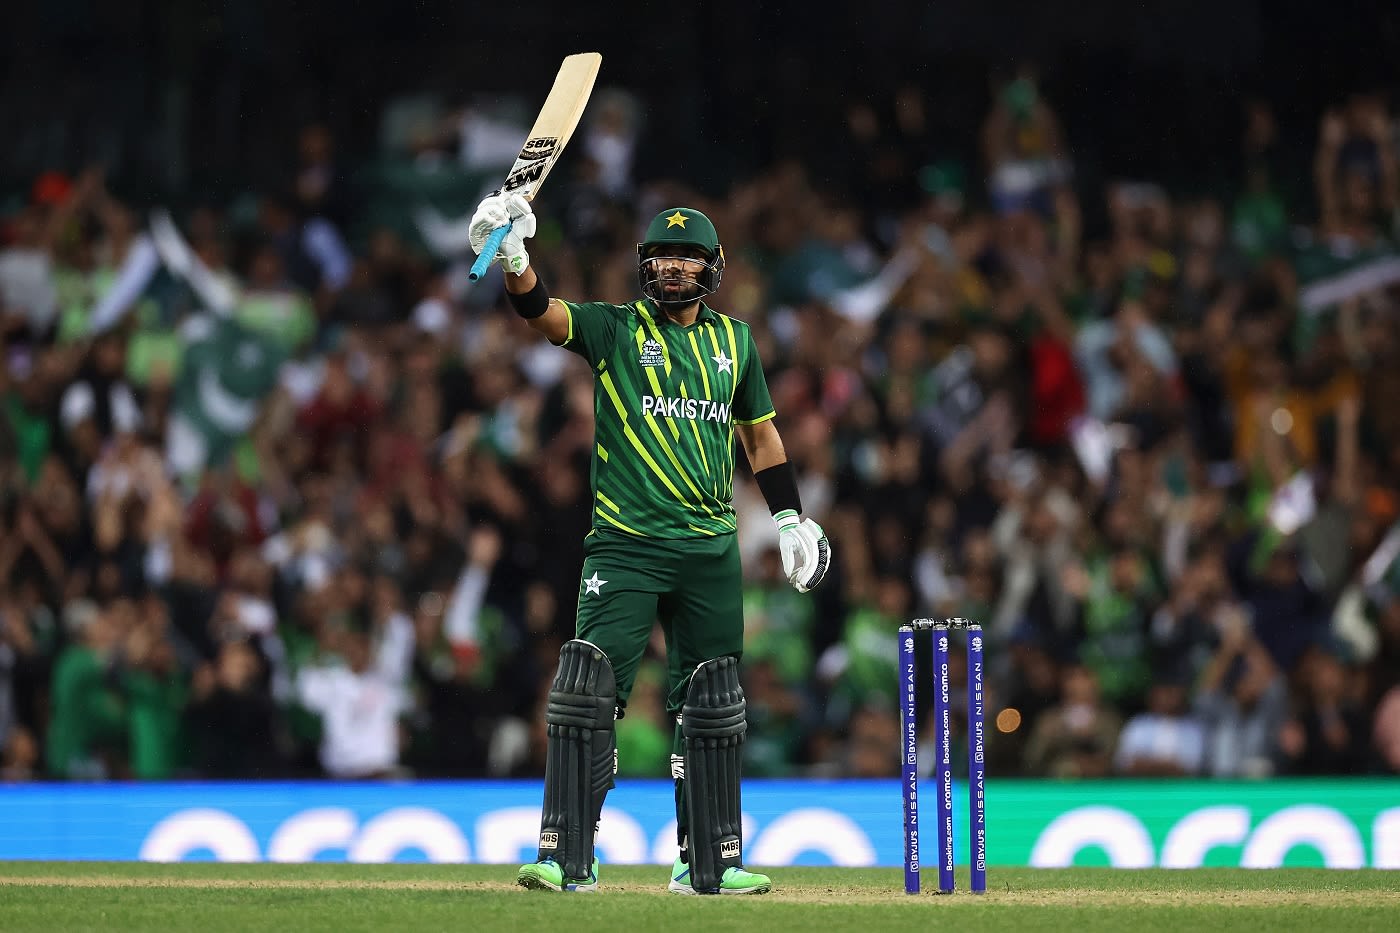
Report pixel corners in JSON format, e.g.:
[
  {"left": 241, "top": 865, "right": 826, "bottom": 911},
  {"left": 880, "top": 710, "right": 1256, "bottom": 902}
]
[
  {"left": 681, "top": 656, "right": 747, "bottom": 892},
  {"left": 538, "top": 639, "right": 617, "bottom": 880}
]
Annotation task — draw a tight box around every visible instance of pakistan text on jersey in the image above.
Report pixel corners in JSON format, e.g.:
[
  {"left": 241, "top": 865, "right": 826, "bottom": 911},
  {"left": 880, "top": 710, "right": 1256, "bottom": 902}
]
[{"left": 640, "top": 395, "right": 731, "bottom": 423}]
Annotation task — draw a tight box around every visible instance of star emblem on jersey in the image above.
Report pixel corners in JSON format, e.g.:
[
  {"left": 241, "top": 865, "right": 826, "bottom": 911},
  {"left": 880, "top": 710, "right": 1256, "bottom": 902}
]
[
  {"left": 584, "top": 572, "right": 608, "bottom": 595},
  {"left": 712, "top": 350, "right": 733, "bottom": 374},
  {"left": 665, "top": 211, "right": 688, "bottom": 228}
]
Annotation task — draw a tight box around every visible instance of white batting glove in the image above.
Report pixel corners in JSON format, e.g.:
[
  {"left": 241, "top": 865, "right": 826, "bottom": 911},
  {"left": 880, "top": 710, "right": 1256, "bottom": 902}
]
[
  {"left": 775, "top": 510, "right": 831, "bottom": 593},
  {"left": 468, "top": 192, "right": 537, "bottom": 274}
]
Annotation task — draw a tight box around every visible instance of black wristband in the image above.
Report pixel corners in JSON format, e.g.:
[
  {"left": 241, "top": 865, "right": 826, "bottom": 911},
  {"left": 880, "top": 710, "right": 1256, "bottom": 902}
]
[
  {"left": 507, "top": 276, "right": 550, "bottom": 319},
  {"left": 754, "top": 461, "right": 802, "bottom": 516}
]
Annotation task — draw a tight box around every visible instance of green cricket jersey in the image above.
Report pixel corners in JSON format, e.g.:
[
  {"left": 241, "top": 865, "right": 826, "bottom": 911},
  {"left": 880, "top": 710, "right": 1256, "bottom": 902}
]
[{"left": 558, "top": 297, "right": 775, "bottom": 538}]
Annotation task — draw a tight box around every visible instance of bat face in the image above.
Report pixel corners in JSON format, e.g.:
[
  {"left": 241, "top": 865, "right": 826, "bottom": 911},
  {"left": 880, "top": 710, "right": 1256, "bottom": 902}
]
[
  {"left": 467, "top": 52, "right": 600, "bottom": 281},
  {"left": 503, "top": 137, "right": 560, "bottom": 194},
  {"left": 519, "top": 136, "right": 559, "bottom": 159},
  {"left": 500, "top": 52, "right": 601, "bottom": 201}
]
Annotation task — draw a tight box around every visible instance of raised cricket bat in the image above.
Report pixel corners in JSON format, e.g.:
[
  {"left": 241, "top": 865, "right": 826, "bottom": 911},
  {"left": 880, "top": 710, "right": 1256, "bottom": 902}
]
[{"left": 468, "top": 51, "right": 602, "bottom": 281}]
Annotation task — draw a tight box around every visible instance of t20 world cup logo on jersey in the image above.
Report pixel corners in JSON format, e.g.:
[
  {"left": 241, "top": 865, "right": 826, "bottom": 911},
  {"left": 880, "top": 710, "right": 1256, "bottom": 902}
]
[{"left": 639, "top": 338, "right": 665, "bottom": 367}]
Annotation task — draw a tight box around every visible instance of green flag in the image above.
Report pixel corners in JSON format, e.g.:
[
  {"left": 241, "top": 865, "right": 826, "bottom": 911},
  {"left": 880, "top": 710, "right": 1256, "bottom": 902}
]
[
  {"left": 1292, "top": 229, "right": 1400, "bottom": 315},
  {"left": 168, "top": 313, "right": 288, "bottom": 478}
]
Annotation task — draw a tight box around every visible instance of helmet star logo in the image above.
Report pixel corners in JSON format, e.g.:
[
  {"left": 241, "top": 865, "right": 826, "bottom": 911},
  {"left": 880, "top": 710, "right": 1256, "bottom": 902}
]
[{"left": 665, "top": 211, "right": 688, "bottom": 228}]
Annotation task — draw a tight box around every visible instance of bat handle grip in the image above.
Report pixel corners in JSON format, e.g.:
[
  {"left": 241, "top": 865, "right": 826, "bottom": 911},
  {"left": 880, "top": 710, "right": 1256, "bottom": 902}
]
[{"left": 468, "top": 223, "right": 513, "bottom": 281}]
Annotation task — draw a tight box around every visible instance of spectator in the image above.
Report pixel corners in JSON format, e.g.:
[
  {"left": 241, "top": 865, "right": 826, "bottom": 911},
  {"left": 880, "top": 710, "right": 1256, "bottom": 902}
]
[
  {"left": 1374, "top": 684, "right": 1400, "bottom": 773},
  {"left": 819, "top": 572, "right": 912, "bottom": 721},
  {"left": 1194, "top": 607, "right": 1289, "bottom": 777},
  {"left": 1024, "top": 664, "right": 1122, "bottom": 778},
  {"left": 295, "top": 625, "right": 409, "bottom": 779},
  {"left": 1277, "top": 640, "right": 1370, "bottom": 775},
  {"left": 118, "top": 594, "right": 186, "bottom": 779},
  {"left": 295, "top": 349, "right": 380, "bottom": 473},
  {"left": 0, "top": 602, "right": 24, "bottom": 771},
  {"left": 0, "top": 722, "right": 38, "bottom": 782},
  {"left": 293, "top": 125, "right": 353, "bottom": 230},
  {"left": 45, "top": 600, "right": 128, "bottom": 779},
  {"left": 980, "top": 65, "right": 1072, "bottom": 219},
  {"left": 1227, "top": 532, "right": 1328, "bottom": 675},
  {"left": 184, "top": 638, "right": 282, "bottom": 778},
  {"left": 845, "top": 701, "right": 901, "bottom": 778},
  {"left": 743, "top": 657, "right": 807, "bottom": 777},
  {"left": 1113, "top": 673, "right": 1207, "bottom": 777},
  {"left": 0, "top": 170, "right": 90, "bottom": 342},
  {"left": 1072, "top": 543, "right": 1159, "bottom": 710}
]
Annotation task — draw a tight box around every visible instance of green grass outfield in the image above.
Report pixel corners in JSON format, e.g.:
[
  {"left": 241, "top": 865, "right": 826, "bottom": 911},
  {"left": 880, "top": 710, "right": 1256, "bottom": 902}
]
[{"left": 1, "top": 862, "right": 1397, "bottom": 932}]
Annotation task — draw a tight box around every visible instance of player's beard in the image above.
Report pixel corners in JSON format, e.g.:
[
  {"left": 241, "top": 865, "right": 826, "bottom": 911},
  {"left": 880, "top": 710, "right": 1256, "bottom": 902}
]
[
  {"left": 657, "top": 276, "right": 702, "bottom": 305},
  {"left": 646, "top": 265, "right": 703, "bottom": 306}
]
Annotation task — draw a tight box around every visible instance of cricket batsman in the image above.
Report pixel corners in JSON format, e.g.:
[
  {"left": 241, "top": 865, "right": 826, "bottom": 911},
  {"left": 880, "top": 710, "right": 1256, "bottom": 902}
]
[{"left": 468, "top": 193, "right": 830, "bottom": 894}]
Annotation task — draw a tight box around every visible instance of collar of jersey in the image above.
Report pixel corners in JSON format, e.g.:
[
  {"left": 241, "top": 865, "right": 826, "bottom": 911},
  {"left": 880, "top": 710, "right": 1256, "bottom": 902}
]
[{"left": 637, "top": 298, "right": 717, "bottom": 327}]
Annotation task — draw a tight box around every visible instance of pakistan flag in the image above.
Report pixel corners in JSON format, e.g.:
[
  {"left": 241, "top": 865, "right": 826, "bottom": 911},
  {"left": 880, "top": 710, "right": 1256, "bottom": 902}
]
[
  {"left": 1292, "top": 228, "right": 1400, "bottom": 315},
  {"left": 167, "top": 293, "right": 312, "bottom": 479}
]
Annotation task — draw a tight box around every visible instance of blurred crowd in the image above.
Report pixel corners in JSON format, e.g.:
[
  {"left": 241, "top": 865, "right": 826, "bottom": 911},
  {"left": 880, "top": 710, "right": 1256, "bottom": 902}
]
[{"left": 4, "top": 69, "right": 1400, "bottom": 785}]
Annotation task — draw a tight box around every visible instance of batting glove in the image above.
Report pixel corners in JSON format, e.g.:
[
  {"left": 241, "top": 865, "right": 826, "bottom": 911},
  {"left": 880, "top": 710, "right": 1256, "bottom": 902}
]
[
  {"left": 775, "top": 509, "right": 831, "bottom": 593},
  {"left": 469, "top": 192, "right": 537, "bottom": 274}
]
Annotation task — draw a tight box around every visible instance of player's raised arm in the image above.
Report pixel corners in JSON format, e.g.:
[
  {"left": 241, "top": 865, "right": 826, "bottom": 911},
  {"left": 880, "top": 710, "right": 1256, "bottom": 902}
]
[{"left": 468, "top": 193, "right": 569, "bottom": 344}]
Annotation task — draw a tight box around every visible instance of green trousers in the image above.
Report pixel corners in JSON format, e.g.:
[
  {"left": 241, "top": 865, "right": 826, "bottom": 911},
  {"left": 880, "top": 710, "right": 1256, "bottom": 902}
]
[
  {"left": 575, "top": 528, "right": 745, "bottom": 715},
  {"left": 574, "top": 528, "right": 746, "bottom": 854}
]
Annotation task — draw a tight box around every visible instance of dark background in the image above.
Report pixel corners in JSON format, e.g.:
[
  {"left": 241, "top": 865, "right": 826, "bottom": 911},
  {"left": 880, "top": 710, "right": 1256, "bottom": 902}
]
[{"left": 4, "top": 0, "right": 1399, "bottom": 206}]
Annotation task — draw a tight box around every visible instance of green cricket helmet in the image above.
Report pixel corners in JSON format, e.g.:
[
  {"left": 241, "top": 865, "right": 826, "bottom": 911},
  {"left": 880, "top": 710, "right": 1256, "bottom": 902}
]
[{"left": 637, "top": 207, "right": 725, "bottom": 305}]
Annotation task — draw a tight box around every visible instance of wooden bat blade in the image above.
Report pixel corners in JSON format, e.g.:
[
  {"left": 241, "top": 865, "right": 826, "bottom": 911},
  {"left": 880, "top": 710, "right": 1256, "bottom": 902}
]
[
  {"left": 469, "top": 52, "right": 601, "bottom": 281},
  {"left": 501, "top": 51, "right": 602, "bottom": 201}
]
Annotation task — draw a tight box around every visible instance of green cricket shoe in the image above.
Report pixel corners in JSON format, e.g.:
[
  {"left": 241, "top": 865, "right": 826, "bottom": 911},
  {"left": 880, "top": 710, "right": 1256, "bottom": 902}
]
[
  {"left": 516, "top": 857, "right": 600, "bottom": 893},
  {"left": 667, "top": 857, "right": 772, "bottom": 895}
]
